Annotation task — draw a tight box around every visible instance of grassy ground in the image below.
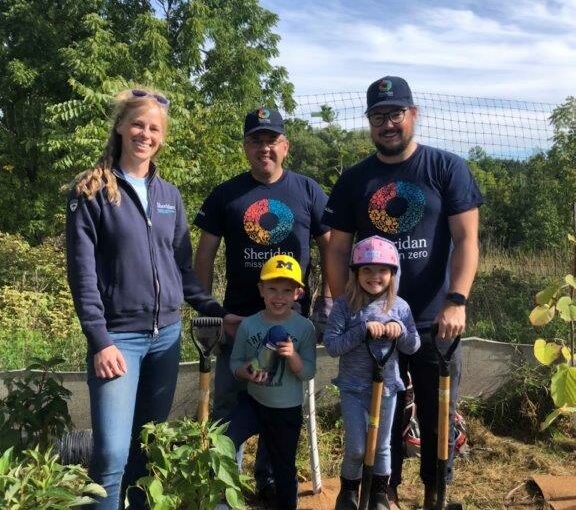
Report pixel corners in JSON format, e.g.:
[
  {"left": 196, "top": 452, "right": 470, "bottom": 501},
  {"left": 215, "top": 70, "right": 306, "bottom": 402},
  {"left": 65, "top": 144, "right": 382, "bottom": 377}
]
[
  {"left": 239, "top": 380, "right": 576, "bottom": 510},
  {"left": 241, "top": 415, "right": 576, "bottom": 510}
]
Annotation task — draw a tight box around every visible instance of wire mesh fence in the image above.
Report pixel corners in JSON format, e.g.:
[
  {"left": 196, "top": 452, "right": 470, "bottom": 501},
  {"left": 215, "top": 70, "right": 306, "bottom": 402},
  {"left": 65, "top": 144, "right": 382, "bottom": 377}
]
[{"left": 291, "top": 91, "right": 557, "bottom": 160}]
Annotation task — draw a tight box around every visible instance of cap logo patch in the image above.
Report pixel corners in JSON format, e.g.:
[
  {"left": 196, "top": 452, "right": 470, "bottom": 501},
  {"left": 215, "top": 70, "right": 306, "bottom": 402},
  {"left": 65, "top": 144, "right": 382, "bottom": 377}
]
[
  {"left": 257, "top": 108, "right": 271, "bottom": 120},
  {"left": 379, "top": 79, "right": 393, "bottom": 92},
  {"left": 276, "top": 260, "right": 294, "bottom": 271}
]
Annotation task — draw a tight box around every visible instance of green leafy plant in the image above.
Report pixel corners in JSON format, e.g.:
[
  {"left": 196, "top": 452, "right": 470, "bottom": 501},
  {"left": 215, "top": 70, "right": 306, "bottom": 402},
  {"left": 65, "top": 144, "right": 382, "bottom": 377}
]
[
  {"left": 0, "top": 446, "right": 105, "bottom": 509},
  {"left": 0, "top": 356, "right": 72, "bottom": 452},
  {"left": 136, "top": 418, "right": 250, "bottom": 510},
  {"left": 529, "top": 234, "right": 576, "bottom": 429}
]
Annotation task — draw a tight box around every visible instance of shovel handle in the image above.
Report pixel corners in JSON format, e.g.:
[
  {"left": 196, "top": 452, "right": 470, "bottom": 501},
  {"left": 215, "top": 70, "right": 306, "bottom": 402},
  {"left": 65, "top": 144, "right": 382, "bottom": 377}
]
[{"left": 430, "top": 324, "right": 461, "bottom": 373}]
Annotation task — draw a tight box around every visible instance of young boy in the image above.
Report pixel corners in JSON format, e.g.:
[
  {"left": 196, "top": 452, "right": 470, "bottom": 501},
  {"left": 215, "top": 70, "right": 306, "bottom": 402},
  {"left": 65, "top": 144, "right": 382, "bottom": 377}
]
[{"left": 226, "top": 254, "right": 316, "bottom": 510}]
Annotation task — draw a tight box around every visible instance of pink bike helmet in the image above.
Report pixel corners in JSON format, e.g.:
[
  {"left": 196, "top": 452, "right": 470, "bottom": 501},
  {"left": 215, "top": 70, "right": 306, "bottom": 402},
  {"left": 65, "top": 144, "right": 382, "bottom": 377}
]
[{"left": 350, "top": 235, "right": 399, "bottom": 270}]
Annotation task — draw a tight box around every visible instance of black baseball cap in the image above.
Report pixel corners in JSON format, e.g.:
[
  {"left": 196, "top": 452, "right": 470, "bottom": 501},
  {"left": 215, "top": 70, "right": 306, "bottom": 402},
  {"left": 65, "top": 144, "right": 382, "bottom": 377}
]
[
  {"left": 244, "top": 107, "right": 285, "bottom": 136},
  {"left": 366, "top": 76, "right": 414, "bottom": 113}
]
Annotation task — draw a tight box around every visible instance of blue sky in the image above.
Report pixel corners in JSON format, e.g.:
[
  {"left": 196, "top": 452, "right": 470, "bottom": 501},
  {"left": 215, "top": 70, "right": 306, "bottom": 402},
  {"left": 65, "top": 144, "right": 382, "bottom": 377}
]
[{"left": 259, "top": 0, "right": 576, "bottom": 104}]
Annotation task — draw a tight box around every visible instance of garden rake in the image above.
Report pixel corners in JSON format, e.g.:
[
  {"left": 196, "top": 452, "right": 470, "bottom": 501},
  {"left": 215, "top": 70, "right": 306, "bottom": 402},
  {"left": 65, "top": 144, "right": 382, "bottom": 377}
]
[{"left": 191, "top": 316, "right": 224, "bottom": 423}]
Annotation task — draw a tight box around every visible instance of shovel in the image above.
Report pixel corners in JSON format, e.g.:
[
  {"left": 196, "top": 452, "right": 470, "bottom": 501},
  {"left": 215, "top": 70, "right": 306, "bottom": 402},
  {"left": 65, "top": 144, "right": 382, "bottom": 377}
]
[
  {"left": 358, "top": 334, "right": 397, "bottom": 510},
  {"left": 432, "top": 325, "right": 464, "bottom": 510},
  {"left": 191, "top": 316, "right": 224, "bottom": 423}
]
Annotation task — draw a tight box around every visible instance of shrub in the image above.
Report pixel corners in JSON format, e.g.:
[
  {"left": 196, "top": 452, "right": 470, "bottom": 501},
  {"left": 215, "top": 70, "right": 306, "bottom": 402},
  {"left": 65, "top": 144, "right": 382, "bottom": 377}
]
[
  {"left": 136, "top": 418, "right": 250, "bottom": 510},
  {"left": 0, "top": 357, "right": 72, "bottom": 453},
  {"left": 0, "top": 446, "right": 105, "bottom": 509}
]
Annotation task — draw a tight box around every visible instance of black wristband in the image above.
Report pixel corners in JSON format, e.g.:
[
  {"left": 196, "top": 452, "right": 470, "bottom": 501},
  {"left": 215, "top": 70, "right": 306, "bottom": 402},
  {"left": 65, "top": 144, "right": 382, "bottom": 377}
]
[{"left": 446, "top": 292, "right": 467, "bottom": 306}]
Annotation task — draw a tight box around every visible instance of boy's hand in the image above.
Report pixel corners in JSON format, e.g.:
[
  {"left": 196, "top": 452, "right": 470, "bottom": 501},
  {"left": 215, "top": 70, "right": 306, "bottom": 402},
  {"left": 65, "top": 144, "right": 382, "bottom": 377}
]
[
  {"left": 237, "top": 360, "right": 269, "bottom": 384},
  {"left": 276, "top": 338, "right": 295, "bottom": 358}
]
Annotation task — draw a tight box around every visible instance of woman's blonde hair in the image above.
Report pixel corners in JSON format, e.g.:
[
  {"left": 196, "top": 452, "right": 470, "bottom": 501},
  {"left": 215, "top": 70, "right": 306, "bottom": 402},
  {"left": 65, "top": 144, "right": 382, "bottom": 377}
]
[
  {"left": 66, "top": 88, "right": 169, "bottom": 205},
  {"left": 344, "top": 265, "right": 397, "bottom": 314}
]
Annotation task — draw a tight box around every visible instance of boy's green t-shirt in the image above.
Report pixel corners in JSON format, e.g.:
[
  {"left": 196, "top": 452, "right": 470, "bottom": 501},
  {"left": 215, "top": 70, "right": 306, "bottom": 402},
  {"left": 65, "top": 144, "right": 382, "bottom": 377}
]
[{"left": 230, "top": 311, "right": 316, "bottom": 408}]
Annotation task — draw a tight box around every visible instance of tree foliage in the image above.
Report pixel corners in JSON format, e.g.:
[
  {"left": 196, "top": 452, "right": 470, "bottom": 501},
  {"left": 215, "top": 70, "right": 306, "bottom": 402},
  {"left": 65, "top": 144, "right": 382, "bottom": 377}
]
[{"left": 0, "top": 0, "right": 294, "bottom": 239}]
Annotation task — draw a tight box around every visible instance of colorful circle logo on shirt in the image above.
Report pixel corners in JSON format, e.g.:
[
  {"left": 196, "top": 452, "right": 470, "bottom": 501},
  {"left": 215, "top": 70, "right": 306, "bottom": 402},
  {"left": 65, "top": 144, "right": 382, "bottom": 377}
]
[
  {"left": 244, "top": 199, "right": 294, "bottom": 245},
  {"left": 368, "top": 181, "right": 426, "bottom": 234}
]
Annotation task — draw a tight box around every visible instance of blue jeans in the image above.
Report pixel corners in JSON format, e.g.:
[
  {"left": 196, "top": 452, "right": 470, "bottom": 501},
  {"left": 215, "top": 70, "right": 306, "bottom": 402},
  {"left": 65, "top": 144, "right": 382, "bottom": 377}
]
[
  {"left": 86, "top": 321, "right": 182, "bottom": 510},
  {"left": 340, "top": 389, "right": 397, "bottom": 480},
  {"left": 214, "top": 342, "right": 273, "bottom": 490}
]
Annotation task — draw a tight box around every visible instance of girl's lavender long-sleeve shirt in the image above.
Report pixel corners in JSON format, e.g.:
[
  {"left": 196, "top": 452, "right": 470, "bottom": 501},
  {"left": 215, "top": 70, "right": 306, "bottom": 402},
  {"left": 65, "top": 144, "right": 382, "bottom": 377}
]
[{"left": 324, "top": 295, "right": 420, "bottom": 395}]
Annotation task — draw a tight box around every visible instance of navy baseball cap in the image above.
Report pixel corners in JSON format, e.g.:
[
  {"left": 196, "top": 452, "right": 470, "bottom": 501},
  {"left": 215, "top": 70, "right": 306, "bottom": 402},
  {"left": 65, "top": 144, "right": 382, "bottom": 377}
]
[
  {"left": 366, "top": 76, "right": 414, "bottom": 113},
  {"left": 244, "top": 107, "right": 285, "bottom": 136}
]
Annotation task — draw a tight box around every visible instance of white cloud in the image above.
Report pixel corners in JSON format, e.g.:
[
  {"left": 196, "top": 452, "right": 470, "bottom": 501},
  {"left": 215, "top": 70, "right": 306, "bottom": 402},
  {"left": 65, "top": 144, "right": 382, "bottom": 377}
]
[{"left": 262, "top": 0, "right": 575, "bottom": 103}]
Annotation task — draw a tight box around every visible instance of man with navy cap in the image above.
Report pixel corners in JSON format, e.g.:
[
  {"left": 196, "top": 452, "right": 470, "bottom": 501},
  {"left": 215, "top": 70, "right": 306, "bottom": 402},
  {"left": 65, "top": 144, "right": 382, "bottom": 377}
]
[
  {"left": 323, "top": 77, "right": 483, "bottom": 509},
  {"left": 194, "top": 107, "right": 331, "bottom": 503}
]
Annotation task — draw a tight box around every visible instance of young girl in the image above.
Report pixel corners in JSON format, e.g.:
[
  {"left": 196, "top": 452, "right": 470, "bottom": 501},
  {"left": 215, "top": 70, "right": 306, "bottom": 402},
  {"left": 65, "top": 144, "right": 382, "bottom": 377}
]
[{"left": 324, "top": 236, "right": 420, "bottom": 510}]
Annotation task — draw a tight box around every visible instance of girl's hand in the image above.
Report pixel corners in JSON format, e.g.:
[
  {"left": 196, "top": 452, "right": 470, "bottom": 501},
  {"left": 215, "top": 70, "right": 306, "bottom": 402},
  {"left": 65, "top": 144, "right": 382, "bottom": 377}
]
[
  {"left": 382, "top": 321, "right": 402, "bottom": 339},
  {"left": 276, "top": 338, "right": 295, "bottom": 358},
  {"left": 367, "top": 321, "right": 388, "bottom": 339},
  {"left": 94, "top": 345, "right": 127, "bottom": 379}
]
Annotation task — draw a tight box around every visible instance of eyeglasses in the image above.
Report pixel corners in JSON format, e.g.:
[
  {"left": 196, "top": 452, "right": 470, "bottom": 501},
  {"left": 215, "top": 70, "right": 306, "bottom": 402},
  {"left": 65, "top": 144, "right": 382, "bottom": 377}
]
[
  {"left": 367, "top": 108, "right": 408, "bottom": 127},
  {"left": 245, "top": 137, "right": 285, "bottom": 148},
  {"left": 131, "top": 89, "right": 170, "bottom": 107}
]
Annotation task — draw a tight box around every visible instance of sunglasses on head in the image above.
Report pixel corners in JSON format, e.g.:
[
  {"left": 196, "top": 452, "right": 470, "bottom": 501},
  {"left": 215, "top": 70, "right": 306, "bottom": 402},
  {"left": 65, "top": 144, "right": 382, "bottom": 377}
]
[{"left": 131, "top": 89, "right": 170, "bottom": 107}]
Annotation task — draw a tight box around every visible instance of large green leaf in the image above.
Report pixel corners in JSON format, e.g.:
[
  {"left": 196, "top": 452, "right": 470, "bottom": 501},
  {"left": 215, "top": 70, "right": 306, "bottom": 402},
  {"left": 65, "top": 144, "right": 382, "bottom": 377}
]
[
  {"left": 556, "top": 295, "right": 576, "bottom": 321},
  {"left": 534, "top": 338, "right": 561, "bottom": 365},
  {"left": 561, "top": 346, "right": 573, "bottom": 362},
  {"left": 565, "top": 274, "right": 576, "bottom": 289},
  {"left": 541, "top": 406, "right": 576, "bottom": 430},
  {"left": 535, "top": 284, "right": 560, "bottom": 305},
  {"left": 529, "top": 304, "right": 556, "bottom": 326},
  {"left": 551, "top": 364, "right": 576, "bottom": 407}
]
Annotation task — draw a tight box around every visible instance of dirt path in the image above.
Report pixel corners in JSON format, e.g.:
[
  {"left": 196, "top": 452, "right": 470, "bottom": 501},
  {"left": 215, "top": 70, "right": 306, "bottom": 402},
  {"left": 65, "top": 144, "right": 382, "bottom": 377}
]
[{"left": 244, "top": 418, "right": 576, "bottom": 510}]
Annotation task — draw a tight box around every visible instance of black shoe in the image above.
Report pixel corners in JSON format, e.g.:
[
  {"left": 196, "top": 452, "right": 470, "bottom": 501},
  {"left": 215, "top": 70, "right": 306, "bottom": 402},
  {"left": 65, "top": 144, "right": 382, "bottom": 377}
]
[
  {"left": 369, "top": 491, "right": 391, "bottom": 510},
  {"left": 257, "top": 481, "right": 276, "bottom": 503},
  {"left": 423, "top": 484, "right": 436, "bottom": 510},
  {"left": 335, "top": 477, "right": 360, "bottom": 510}
]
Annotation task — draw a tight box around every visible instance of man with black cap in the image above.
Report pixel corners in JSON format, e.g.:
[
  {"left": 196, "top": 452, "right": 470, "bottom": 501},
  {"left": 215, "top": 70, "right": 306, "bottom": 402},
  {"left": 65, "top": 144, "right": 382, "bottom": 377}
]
[
  {"left": 323, "top": 77, "right": 483, "bottom": 510},
  {"left": 194, "top": 107, "right": 331, "bottom": 503}
]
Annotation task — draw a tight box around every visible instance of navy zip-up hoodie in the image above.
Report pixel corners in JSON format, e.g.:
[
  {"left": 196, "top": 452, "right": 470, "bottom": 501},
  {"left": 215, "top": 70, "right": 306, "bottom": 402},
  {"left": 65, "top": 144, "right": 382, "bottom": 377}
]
[{"left": 66, "top": 165, "right": 225, "bottom": 353}]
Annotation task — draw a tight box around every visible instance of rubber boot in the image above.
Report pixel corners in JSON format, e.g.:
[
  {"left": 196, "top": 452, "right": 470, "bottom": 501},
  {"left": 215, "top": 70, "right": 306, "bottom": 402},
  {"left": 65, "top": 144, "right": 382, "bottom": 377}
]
[
  {"left": 335, "top": 477, "right": 360, "bottom": 510},
  {"left": 423, "top": 484, "right": 436, "bottom": 510},
  {"left": 369, "top": 475, "right": 391, "bottom": 510}
]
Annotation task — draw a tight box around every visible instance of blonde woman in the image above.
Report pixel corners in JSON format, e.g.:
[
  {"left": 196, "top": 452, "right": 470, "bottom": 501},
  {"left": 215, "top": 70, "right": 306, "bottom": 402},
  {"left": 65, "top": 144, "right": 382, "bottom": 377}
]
[{"left": 66, "top": 89, "right": 239, "bottom": 510}]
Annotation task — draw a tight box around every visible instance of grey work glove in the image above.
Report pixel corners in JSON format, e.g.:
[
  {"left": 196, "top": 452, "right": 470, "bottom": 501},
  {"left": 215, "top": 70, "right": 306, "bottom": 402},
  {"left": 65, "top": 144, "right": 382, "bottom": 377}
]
[{"left": 310, "top": 296, "right": 333, "bottom": 344}]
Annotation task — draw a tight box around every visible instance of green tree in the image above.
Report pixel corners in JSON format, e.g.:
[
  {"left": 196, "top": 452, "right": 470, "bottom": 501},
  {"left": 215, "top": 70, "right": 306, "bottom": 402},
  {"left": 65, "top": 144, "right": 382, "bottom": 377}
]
[{"left": 0, "top": 0, "right": 294, "bottom": 239}]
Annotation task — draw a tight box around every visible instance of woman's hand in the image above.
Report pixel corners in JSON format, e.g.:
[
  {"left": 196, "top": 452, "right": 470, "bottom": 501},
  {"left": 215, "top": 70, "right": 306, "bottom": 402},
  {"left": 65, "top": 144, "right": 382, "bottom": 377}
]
[{"left": 94, "top": 345, "right": 127, "bottom": 379}]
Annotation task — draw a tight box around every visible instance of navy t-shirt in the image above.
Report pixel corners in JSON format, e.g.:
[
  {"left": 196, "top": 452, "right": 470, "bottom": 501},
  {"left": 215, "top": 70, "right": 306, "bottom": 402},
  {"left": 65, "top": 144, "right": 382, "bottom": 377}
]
[
  {"left": 194, "top": 170, "right": 329, "bottom": 316},
  {"left": 322, "top": 144, "right": 483, "bottom": 329}
]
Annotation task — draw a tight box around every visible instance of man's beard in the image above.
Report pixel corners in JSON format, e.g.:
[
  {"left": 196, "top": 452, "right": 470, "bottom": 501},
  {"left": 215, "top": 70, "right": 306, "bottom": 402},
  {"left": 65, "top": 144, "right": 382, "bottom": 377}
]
[{"left": 373, "top": 129, "right": 413, "bottom": 157}]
